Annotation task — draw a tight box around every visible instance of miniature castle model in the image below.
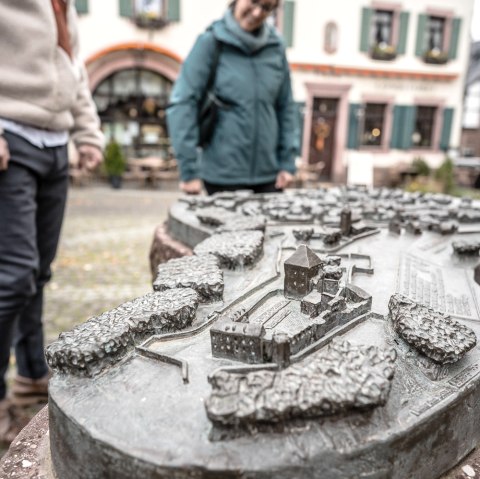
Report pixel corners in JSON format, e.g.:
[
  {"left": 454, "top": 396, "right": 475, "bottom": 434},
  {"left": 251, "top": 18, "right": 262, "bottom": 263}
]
[
  {"left": 284, "top": 244, "right": 323, "bottom": 298},
  {"left": 284, "top": 245, "right": 343, "bottom": 300},
  {"left": 210, "top": 245, "right": 372, "bottom": 366}
]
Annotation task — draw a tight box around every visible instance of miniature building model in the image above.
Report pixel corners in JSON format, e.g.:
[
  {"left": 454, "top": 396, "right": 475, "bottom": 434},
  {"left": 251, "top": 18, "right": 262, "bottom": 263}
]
[
  {"left": 340, "top": 206, "right": 352, "bottom": 235},
  {"left": 301, "top": 291, "right": 323, "bottom": 317},
  {"left": 210, "top": 320, "right": 265, "bottom": 364},
  {"left": 209, "top": 244, "right": 372, "bottom": 366},
  {"left": 284, "top": 245, "right": 323, "bottom": 298}
]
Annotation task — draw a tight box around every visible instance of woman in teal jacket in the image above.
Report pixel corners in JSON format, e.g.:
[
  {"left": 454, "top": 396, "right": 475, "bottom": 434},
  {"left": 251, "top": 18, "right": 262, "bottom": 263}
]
[{"left": 167, "top": 0, "right": 298, "bottom": 195}]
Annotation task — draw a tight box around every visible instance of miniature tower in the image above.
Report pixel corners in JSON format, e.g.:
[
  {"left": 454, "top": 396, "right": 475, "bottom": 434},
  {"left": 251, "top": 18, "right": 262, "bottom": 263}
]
[
  {"left": 272, "top": 332, "right": 291, "bottom": 369},
  {"left": 284, "top": 245, "right": 323, "bottom": 298},
  {"left": 340, "top": 206, "right": 352, "bottom": 236}
]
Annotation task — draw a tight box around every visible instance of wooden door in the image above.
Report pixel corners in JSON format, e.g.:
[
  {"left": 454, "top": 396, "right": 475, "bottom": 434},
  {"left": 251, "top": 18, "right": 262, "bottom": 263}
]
[{"left": 309, "top": 97, "right": 338, "bottom": 180}]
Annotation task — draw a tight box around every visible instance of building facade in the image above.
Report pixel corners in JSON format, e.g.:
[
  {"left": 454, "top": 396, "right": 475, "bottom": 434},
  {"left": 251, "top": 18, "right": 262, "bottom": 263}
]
[
  {"left": 461, "top": 41, "right": 480, "bottom": 158},
  {"left": 75, "top": 0, "right": 474, "bottom": 185}
]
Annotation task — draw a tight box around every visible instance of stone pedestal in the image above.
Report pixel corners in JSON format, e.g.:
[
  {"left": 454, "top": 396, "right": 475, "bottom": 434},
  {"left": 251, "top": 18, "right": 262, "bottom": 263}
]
[{"left": 149, "top": 222, "right": 193, "bottom": 278}]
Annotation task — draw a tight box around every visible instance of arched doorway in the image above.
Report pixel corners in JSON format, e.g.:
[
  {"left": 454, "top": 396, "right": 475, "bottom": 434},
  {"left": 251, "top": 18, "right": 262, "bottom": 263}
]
[{"left": 93, "top": 67, "right": 173, "bottom": 160}]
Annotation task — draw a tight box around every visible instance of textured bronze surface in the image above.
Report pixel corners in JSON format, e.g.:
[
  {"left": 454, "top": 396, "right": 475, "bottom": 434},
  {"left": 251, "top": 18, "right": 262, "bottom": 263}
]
[{"left": 48, "top": 188, "right": 480, "bottom": 479}]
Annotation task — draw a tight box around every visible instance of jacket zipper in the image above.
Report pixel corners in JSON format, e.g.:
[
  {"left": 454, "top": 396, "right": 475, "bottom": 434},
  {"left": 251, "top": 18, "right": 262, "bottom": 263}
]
[{"left": 250, "top": 55, "right": 258, "bottom": 182}]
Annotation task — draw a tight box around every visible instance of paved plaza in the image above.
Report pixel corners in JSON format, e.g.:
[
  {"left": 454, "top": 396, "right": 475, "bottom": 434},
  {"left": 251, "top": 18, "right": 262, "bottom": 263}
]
[{"left": 42, "top": 185, "right": 181, "bottom": 346}]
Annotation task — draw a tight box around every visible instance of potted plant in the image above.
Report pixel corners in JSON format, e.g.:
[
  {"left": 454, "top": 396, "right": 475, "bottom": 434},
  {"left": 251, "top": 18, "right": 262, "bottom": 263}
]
[
  {"left": 371, "top": 43, "right": 397, "bottom": 61},
  {"left": 103, "top": 140, "right": 126, "bottom": 189},
  {"left": 411, "top": 157, "right": 431, "bottom": 177},
  {"left": 435, "top": 157, "right": 455, "bottom": 194},
  {"left": 423, "top": 48, "right": 448, "bottom": 65}
]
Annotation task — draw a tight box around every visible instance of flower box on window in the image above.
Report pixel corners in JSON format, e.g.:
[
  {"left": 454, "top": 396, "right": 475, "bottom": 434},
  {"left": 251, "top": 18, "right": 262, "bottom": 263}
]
[
  {"left": 134, "top": 0, "right": 168, "bottom": 29},
  {"left": 423, "top": 49, "right": 448, "bottom": 65},
  {"left": 135, "top": 15, "right": 168, "bottom": 28},
  {"left": 370, "top": 43, "right": 397, "bottom": 61}
]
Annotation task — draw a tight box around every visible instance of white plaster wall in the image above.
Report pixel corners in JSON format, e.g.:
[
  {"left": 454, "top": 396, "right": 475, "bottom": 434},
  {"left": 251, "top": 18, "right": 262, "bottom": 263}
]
[
  {"left": 288, "top": 0, "right": 473, "bottom": 71},
  {"left": 75, "top": 0, "right": 475, "bottom": 171},
  {"left": 287, "top": 0, "right": 474, "bottom": 155},
  {"left": 77, "top": 0, "right": 229, "bottom": 60}
]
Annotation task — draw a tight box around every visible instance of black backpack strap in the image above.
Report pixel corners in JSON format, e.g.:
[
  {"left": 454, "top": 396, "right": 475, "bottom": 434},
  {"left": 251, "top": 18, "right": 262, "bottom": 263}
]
[{"left": 204, "top": 35, "right": 222, "bottom": 96}]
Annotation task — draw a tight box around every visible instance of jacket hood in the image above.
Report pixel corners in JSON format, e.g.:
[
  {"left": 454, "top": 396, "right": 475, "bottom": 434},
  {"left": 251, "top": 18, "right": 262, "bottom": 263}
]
[{"left": 210, "top": 16, "right": 283, "bottom": 53}]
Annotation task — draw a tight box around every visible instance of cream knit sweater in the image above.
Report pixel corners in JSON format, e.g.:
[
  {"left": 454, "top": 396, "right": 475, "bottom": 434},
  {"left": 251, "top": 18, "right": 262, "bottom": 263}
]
[{"left": 0, "top": 0, "right": 104, "bottom": 149}]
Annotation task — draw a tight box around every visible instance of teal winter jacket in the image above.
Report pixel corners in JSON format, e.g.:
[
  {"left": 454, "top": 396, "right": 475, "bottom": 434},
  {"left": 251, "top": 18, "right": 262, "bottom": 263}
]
[{"left": 167, "top": 17, "right": 298, "bottom": 185}]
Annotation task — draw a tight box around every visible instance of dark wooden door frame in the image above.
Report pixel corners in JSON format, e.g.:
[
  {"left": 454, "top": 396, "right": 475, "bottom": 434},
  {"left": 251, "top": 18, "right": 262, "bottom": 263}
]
[{"left": 302, "top": 82, "right": 351, "bottom": 183}]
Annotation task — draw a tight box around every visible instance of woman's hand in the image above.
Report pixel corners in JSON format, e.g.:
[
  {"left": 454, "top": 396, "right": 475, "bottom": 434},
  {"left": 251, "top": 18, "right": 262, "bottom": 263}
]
[
  {"left": 275, "top": 170, "right": 294, "bottom": 190},
  {"left": 180, "top": 179, "right": 203, "bottom": 194}
]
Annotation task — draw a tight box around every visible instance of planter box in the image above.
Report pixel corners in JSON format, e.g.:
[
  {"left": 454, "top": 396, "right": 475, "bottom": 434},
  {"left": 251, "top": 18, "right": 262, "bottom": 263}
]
[
  {"left": 423, "top": 51, "right": 449, "bottom": 64},
  {"left": 370, "top": 44, "right": 397, "bottom": 61}
]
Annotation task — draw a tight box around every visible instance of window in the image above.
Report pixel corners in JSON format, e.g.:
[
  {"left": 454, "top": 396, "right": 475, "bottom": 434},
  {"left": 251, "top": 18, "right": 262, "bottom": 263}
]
[
  {"left": 415, "top": 13, "right": 462, "bottom": 63},
  {"left": 361, "top": 103, "right": 386, "bottom": 147},
  {"left": 372, "top": 10, "right": 393, "bottom": 45},
  {"left": 324, "top": 22, "right": 338, "bottom": 54},
  {"left": 119, "top": 0, "right": 180, "bottom": 24},
  {"left": 136, "top": 0, "right": 163, "bottom": 17},
  {"left": 390, "top": 104, "right": 452, "bottom": 150},
  {"left": 463, "top": 82, "right": 480, "bottom": 129},
  {"left": 425, "top": 16, "right": 444, "bottom": 51},
  {"left": 135, "top": 0, "right": 166, "bottom": 27},
  {"left": 370, "top": 10, "right": 397, "bottom": 60},
  {"left": 421, "top": 16, "right": 449, "bottom": 63},
  {"left": 360, "top": 6, "right": 409, "bottom": 59},
  {"left": 93, "top": 68, "right": 173, "bottom": 159},
  {"left": 412, "top": 106, "right": 436, "bottom": 148}
]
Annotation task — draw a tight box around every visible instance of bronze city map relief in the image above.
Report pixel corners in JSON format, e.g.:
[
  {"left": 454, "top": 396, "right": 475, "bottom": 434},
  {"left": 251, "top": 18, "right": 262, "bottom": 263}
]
[{"left": 46, "top": 187, "right": 480, "bottom": 479}]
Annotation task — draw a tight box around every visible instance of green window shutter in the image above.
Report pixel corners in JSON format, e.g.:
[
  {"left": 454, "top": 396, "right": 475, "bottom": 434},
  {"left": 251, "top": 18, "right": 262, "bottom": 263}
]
[
  {"left": 415, "top": 14, "right": 427, "bottom": 57},
  {"left": 390, "top": 106, "right": 405, "bottom": 149},
  {"left": 75, "top": 0, "right": 89, "bottom": 14},
  {"left": 448, "top": 18, "right": 462, "bottom": 59},
  {"left": 119, "top": 0, "right": 132, "bottom": 18},
  {"left": 397, "top": 12, "right": 409, "bottom": 54},
  {"left": 296, "top": 102, "right": 305, "bottom": 156},
  {"left": 360, "top": 7, "right": 373, "bottom": 53},
  {"left": 282, "top": 1, "right": 295, "bottom": 48},
  {"left": 400, "top": 106, "right": 417, "bottom": 149},
  {"left": 167, "top": 0, "right": 181, "bottom": 22},
  {"left": 440, "top": 108, "right": 454, "bottom": 151},
  {"left": 347, "top": 104, "right": 361, "bottom": 149}
]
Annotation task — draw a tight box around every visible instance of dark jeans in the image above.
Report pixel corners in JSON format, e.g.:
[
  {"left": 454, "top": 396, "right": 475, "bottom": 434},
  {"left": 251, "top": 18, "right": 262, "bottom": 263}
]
[
  {"left": 203, "top": 180, "right": 281, "bottom": 196},
  {"left": 0, "top": 132, "right": 68, "bottom": 400}
]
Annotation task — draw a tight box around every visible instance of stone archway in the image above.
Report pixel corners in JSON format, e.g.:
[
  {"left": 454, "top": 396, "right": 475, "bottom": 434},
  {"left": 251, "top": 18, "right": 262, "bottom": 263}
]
[
  {"left": 85, "top": 42, "right": 182, "bottom": 90},
  {"left": 85, "top": 43, "right": 182, "bottom": 162}
]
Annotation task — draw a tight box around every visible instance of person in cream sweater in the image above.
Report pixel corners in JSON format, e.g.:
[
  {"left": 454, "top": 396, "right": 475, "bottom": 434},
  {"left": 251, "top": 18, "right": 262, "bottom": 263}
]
[{"left": 0, "top": 0, "right": 104, "bottom": 444}]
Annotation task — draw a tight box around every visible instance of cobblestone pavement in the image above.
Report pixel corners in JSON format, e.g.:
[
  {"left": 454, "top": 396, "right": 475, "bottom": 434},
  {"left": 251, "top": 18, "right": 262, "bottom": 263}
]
[{"left": 43, "top": 185, "right": 181, "bottom": 345}]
